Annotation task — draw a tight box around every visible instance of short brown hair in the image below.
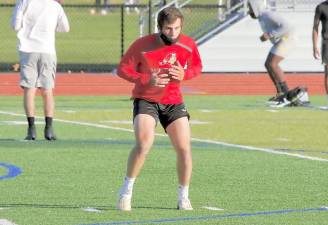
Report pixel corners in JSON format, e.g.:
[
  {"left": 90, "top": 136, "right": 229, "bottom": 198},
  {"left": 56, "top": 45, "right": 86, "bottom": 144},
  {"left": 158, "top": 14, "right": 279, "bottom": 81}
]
[{"left": 157, "top": 7, "right": 184, "bottom": 30}]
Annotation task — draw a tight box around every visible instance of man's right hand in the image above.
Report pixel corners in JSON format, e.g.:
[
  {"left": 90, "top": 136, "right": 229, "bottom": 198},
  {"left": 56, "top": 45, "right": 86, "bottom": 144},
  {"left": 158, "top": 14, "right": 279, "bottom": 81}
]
[
  {"left": 313, "top": 47, "right": 321, "bottom": 60},
  {"left": 150, "top": 69, "right": 170, "bottom": 87}
]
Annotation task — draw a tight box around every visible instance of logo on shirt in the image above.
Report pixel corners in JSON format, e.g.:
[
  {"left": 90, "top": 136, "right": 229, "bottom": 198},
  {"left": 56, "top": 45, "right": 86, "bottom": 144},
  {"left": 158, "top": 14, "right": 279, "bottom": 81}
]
[{"left": 159, "top": 53, "right": 177, "bottom": 66}]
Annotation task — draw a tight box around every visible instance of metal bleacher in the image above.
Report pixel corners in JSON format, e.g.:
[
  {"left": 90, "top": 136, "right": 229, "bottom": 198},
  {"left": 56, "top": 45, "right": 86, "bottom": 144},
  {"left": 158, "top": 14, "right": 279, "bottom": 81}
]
[{"left": 198, "top": 0, "right": 324, "bottom": 72}]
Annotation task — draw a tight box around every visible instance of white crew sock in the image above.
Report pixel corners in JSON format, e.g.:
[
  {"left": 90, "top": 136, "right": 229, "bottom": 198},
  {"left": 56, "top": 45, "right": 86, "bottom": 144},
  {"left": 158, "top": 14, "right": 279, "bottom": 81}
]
[
  {"left": 178, "top": 185, "right": 189, "bottom": 201},
  {"left": 119, "top": 176, "right": 136, "bottom": 198}
]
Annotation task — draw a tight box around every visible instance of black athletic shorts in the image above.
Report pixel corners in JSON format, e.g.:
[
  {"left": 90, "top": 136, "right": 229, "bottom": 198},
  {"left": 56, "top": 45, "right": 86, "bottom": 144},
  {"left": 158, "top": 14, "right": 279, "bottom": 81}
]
[
  {"left": 322, "top": 40, "right": 328, "bottom": 64},
  {"left": 133, "top": 98, "right": 190, "bottom": 130}
]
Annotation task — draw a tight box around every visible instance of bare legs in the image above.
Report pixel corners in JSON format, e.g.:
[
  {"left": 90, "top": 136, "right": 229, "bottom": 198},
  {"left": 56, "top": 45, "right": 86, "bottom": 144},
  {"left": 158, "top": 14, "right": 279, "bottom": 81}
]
[
  {"left": 126, "top": 114, "right": 156, "bottom": 178},
  {"left": 325, "top": 65, "right": 328, "bottom": 95},
  {"left": 118, "top": 115, "right": 192, "bottom": 210},
  {"left": 265, "top": 53, "right": 288, "bottom": 96},
  {"left": 23, "top": 87, "right": 56, "bottom": 140}
]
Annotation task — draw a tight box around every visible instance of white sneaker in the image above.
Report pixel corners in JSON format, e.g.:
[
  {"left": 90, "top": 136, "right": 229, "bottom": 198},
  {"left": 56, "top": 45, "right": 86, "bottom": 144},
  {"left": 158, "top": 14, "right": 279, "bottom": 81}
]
[
  {"left": 268, "top": 97, "right": 290, "bottom": 108},
  {"left": 116, "top": 195, "right": 131, "bottom": 211},
  {"left": 100, "top": 9, "right": 108, "bottom": 15},
  {"left": 89, "top": 8, "right": 96, "bottom": 15},
  {"left": 177, "top": 198, "right": 193, "bottom": 210}
]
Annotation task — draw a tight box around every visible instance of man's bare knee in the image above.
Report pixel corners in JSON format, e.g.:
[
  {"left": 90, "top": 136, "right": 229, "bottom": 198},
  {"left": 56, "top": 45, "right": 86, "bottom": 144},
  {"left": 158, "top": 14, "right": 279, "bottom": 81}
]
[{"left": 134, "top": 143, "right": 152, "bottom": 156}]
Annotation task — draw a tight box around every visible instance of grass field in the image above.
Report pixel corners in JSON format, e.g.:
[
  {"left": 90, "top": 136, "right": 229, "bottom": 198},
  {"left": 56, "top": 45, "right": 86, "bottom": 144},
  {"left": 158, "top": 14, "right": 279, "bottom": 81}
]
[{"left": 0, "top": 95, "right": 328, "bottom": 225}]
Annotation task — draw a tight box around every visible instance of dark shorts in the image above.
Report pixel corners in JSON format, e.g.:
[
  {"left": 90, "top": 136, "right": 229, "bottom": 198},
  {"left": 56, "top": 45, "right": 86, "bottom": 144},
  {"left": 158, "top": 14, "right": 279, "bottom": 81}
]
[
  {"left": 133, "top": 98, "right": 190, "bottom": 130},
  {"left": 322, "top": 40, "right": 328, "bottom": 64}
]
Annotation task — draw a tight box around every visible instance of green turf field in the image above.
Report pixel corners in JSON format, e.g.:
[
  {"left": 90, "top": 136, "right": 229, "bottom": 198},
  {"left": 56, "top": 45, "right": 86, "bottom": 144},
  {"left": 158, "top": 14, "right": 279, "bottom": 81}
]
[{"left": 0, "top": 95, "right": 328, "bottom": 225}]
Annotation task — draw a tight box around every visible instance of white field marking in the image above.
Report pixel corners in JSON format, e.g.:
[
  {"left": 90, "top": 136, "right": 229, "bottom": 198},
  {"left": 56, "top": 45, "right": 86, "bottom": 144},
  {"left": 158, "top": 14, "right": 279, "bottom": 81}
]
[
  {"left": 266, "top": 109, "right": 279, "bottom": 113},
  {"left": 102, "top": 120, "right": 132, "bottom": 124},
  {"left": 275, "top": 138, "right": 290, "bottom": 142},
  {"left": 61, "top": 110, "right": 76, "bottom": 113},
  {"left": 191, "top": 137, "right": 328, "bottom": 162},
  {"left": 0, "top": 121, "right": 44, "bottom": 125},
  {"left": 0, "top": 110, "right": 327, "bottom": 162},
  {"left": 81, "top": 207, "right": 102, "bottom": 213},
  {"left": 101, "top": 120, "right": 209, "bottom": 125},
  {"left": 199, "top": 109, "right": 214, "bottom": 113},
  {"left": 201, "top": 206, "right": 224, "bottom": 211},
  {"left": 0, "top": 219, "right": 18, "bottom": 225},
  {"left": 0, "top": 111, "right": 135, "bottom": 134},
  {"left": 190, "top": 120, "right": 209, "bottom": 125}
]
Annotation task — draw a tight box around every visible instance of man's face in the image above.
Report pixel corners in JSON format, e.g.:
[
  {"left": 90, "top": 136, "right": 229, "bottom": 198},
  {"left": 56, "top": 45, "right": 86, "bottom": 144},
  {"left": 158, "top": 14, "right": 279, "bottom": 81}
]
[{"left": 160, "top": 18, "right": 182, "bottom": 42}]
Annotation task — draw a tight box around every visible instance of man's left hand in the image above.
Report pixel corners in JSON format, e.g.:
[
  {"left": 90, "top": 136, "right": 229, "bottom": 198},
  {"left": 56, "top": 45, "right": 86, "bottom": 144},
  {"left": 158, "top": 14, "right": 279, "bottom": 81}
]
[{"left": 169, "top": 61, "right": 185, "bottom": 81}]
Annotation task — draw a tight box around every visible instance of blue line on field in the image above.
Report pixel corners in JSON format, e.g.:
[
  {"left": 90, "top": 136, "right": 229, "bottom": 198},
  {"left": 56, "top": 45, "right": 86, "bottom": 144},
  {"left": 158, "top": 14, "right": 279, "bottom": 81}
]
[
  {"left": 0, "top": 162, "right": 22, "bottom": 180},
  {"left": 79, "top": 207, "right": 328, "bottom": 225}
]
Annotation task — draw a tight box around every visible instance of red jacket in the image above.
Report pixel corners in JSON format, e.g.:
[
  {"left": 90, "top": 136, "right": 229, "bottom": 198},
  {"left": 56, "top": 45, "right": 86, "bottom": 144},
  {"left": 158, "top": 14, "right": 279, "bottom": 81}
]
[{"left": 117, "top": 33, "right": 202, "bottom": 104}]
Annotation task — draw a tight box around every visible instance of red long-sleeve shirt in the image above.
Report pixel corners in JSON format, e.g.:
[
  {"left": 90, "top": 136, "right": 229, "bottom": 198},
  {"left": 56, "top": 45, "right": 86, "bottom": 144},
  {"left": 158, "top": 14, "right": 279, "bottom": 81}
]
[{"left": 117, "top": 33, "right": 202, "bottom": 104}]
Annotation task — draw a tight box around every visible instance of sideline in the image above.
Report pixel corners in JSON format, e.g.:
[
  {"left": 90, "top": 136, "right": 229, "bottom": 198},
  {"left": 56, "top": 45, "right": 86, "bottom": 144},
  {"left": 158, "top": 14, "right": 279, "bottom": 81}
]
[{"left": 0, "top": 110, "right": 327, "bottom": 162}]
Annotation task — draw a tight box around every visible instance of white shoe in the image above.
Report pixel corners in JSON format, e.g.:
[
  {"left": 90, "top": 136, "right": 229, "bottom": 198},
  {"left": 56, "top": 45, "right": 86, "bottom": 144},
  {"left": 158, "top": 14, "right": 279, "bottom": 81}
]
[
  {"left": 89, "top": 8, "right": 96, "bottom": 15},
  {"left": 116, "top": 195, "right": 131, "bottom": 211},
  {"left": 100, "top": 9, "right": 108, "bottom": 15},
  {"left": 268, "top": 97, "right": 290, "bottom": 108},
  {"left": 177, "top": 198, "right": 193, "bottom": 210}
]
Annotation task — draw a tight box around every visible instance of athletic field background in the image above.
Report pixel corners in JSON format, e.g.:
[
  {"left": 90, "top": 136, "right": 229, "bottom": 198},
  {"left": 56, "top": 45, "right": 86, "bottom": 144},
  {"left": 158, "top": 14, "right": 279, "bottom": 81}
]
[
  {"left": 0, "top": 72, "right": 328, "bottom": 225},
  {"left": 0, "top": 0, "right": 225, "bottom": 71},
  {"left": 1, "top": 0, "right": 328, "bottom": 224}
]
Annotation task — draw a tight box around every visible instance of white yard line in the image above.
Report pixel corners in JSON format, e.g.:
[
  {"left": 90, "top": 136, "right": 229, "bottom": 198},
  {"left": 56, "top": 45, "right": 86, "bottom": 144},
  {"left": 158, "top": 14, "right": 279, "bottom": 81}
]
[
  {"left": 1, "top": 110, "right": 327, "bottom": 162},
  {"left": 0, "top": 219, "right": 18, "bottom": 225}
]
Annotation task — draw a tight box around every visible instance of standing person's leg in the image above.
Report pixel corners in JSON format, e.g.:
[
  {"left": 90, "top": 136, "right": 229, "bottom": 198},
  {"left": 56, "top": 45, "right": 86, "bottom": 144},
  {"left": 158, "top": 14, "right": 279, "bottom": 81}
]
[
  {"left": 125, "top": 0, "right": 131, "bottom": 14},
  {"left": 40, "top": 88, "right": 56, "bottom": 140},
  {"left": 265, "top": 52, "right": 289, "bottom": 98},
  {"left": 24, "top": 88, "right": 37, "bottom": 140},
  {"left": 166, "top": 116, "right": 193, "bottom": 210},
  {"left": 100, "top": 0, "right": 108, "bottom": 15},
  {"left": 104, "top": 0, "right": 109, "bottom": 10},
  {"left": 127, "top": 114, "right": 156, "bottom": 178},
  {"left": 95, "top": 0, "right": 101, "bottom": 9},
  {"left": 117, "top": 112, "right": 156, "bottom": 211},
  {"left": 38, "top": 53, "right": 57, "bottom": 140},
  {"left": 19, "top": 52, "right": 39, "bottom": 140},
  {"left": 325, "top": 65, "right": 328, "bottom": 95},
  {"left": 321, "top": 41, "right": 328, "bottom": 99},
  {"left": 134, "top": 0, "right": 140, "bottom": 14}
]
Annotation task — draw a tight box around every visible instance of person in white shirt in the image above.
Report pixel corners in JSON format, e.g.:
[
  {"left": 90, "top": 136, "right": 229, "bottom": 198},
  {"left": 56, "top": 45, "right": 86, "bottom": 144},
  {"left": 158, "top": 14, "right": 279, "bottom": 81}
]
[
  {"left": 11, "top": 0, "right": 69, "bottom": 141},
  {"left": 125, "top": 0, "right": 140, "bottom": 14}
]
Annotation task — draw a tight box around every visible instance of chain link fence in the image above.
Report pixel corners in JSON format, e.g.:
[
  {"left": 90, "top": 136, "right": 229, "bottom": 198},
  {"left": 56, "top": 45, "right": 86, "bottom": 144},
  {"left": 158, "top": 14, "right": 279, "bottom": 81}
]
[
  {"left": 0, "top": 3, "right": 146, "bottom": 72},
  {"left": 0, "top": 0, "right": 321, "bottom": 72}
]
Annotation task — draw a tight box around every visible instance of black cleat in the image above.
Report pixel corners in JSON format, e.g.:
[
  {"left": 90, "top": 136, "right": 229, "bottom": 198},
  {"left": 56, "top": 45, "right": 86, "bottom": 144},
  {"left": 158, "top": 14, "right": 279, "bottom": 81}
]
[
  {"left": 44, "top": 126, "right": 57, "bottom": 141},
  {"left": 267, "top": 93, "right": 287, "bottom": 103},
  {"left": 25, "top": 126, "right": 36, "bottom": 140}
]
